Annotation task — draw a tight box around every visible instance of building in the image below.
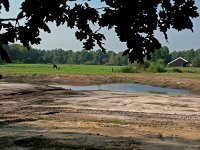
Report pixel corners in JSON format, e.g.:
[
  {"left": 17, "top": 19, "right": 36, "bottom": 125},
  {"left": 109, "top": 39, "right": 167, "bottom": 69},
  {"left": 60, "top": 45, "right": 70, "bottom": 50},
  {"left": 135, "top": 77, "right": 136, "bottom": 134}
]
[{"left": 167, "top": 57, "right": 191, "bottom": 67}]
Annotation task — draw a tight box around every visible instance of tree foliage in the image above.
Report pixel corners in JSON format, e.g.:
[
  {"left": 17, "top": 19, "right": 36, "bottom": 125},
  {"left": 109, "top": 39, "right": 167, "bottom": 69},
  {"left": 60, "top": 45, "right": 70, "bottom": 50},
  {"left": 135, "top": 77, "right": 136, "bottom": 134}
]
[
  {"left": 4, "top": 44, "right": 200, "bottom": 68},
  {"left": 192, "top": 57, "right": 200, "bottom": 67},
  {"left": 4, "top": 44, "right": 129, "bottom": 65},
  {"left": 151, "top": 46, "right": 171, "bottom": 64},
  {"left": 0, "top": 0, "right": 199, "bottom": 63}
]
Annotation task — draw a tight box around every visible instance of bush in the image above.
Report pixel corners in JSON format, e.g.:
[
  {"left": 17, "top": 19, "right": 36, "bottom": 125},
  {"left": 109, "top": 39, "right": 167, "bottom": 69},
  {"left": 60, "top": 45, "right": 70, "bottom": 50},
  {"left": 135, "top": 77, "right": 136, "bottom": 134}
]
[
  {"left": 120, "top": 65, "right": 137, "bottom": 73},
  {"left": 119, "top": 61, "right": 166, "bottom": 73},
  {"left": 148, "top": 64, "right": 167, "bottom": 73},
  {"left": 143, "top": 61, "right": 150, "bottom": 70}
]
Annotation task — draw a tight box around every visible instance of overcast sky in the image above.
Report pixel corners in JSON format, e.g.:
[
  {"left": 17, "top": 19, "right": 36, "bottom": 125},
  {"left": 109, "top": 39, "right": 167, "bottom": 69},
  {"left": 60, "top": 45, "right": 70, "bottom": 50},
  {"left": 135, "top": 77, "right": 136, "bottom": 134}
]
[{"left": 2, "top": 1, "right": 200, "bottom": 52}]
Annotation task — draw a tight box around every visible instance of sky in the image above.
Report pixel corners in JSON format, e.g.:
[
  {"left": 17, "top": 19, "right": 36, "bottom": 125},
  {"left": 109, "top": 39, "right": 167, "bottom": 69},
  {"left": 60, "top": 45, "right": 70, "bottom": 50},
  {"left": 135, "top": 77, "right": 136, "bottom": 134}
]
[{"left": 2, "top": 0, "right": 200, "bottom": 52}]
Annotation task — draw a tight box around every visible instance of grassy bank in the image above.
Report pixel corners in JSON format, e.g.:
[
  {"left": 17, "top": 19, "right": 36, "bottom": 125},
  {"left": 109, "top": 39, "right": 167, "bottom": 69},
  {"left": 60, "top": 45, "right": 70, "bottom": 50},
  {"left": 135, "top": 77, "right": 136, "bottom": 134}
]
[{"left": 1, "top": 63, "right": 200, "bottom": 81}]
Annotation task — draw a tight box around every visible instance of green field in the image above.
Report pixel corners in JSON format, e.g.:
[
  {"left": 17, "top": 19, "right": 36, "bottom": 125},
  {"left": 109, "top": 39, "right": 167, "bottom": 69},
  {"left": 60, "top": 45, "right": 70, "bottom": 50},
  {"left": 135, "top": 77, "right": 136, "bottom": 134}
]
[
  {"left": 0, "top": 64, "right": 123, "bottom": 75},
  {"left": 1, "top": 64, "right": 200, "bottom": 81}
]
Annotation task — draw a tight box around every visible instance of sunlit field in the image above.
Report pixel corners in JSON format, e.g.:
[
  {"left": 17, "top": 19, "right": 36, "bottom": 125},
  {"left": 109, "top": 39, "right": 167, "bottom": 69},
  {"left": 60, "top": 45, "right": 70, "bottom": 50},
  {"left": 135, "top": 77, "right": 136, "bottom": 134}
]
[
  {"left": 0, "top": 64, "right": 123, "bottom": 75},
  {"left": 1, "top": 64, "right": 200, "bottom": 81}
]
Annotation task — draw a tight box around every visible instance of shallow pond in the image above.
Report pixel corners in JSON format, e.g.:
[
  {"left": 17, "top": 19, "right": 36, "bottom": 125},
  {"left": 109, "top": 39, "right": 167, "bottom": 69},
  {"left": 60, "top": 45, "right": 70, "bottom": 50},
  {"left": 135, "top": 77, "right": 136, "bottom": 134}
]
[{"left": 51, "top": 83, "right": 190, "bottom": 95}]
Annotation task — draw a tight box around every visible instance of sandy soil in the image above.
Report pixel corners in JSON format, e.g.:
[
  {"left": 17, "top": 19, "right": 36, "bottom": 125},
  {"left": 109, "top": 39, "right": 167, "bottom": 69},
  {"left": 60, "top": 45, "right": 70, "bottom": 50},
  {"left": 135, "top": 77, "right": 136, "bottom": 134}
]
[{"left": 0, "top": 81, "right": 200, "bottom": 150}]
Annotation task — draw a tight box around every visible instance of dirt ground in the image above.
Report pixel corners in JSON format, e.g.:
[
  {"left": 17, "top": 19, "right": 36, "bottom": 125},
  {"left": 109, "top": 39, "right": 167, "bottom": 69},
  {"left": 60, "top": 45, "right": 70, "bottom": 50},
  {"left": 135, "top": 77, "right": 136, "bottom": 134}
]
[{"left": 0, "top": 75, "right": 200, "bottom": 149}]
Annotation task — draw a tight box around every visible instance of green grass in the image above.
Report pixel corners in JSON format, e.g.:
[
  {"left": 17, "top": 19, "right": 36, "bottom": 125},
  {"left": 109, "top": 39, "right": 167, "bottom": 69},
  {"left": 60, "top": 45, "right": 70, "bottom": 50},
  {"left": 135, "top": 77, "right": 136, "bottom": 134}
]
[
  {"left": 167, "top": 67, "right": 200, "bottom": 73},
  {"left": 0, "top": 64, "right": 123, "bottom": 75},
  {"left": 157, "top": 67, "right": 200, "bottom": 80},
  {"left": 1, "top": 64, "right": 200, "bottom": 81}
]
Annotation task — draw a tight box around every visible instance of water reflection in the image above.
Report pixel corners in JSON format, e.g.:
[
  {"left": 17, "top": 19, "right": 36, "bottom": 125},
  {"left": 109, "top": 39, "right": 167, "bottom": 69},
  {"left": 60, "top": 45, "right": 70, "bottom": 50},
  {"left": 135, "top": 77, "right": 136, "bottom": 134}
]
[{"left": 50, "top": 83, "right": 190, "bottom": 95}]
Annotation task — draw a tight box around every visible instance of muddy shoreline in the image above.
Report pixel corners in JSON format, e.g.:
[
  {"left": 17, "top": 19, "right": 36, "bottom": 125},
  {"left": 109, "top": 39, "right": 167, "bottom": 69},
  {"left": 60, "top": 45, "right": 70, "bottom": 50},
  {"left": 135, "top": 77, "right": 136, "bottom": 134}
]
[
  {"left": 0, "top": 75, "right": 200, "bottom": 149},
  {"left": 2, "top": 74, "right": 200, "bottom": 92}
]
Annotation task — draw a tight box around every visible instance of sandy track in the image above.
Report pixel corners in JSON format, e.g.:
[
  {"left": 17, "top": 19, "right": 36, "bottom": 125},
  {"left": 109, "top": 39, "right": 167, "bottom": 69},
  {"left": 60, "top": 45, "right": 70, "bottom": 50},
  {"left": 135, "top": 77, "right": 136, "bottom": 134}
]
[{"left": 0, "top": 82, "right": 200, "bottom": 149}]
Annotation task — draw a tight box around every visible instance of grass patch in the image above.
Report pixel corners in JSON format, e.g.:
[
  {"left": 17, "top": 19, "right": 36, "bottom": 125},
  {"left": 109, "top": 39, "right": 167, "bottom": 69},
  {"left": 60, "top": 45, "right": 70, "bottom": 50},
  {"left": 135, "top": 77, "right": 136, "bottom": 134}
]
[
  {"left": 167, "top": 67, "right": 200, "bottom": 74},
  {"left": 1, "top": 63, "right": 200, "bottom": 76}
]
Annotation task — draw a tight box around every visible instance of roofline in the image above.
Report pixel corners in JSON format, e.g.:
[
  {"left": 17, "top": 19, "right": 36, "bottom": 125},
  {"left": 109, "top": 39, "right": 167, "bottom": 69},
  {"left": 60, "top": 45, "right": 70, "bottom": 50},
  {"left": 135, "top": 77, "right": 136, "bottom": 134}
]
[{"left": 167, "top": 57, "right": 188, "bottom": 65}]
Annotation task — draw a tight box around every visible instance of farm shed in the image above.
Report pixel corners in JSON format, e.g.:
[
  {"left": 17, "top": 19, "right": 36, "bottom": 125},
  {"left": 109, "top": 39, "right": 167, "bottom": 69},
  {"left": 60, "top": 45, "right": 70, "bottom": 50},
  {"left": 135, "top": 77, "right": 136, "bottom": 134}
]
[{"left": 167, "top": 57, "right": 190, "bottom": 67}]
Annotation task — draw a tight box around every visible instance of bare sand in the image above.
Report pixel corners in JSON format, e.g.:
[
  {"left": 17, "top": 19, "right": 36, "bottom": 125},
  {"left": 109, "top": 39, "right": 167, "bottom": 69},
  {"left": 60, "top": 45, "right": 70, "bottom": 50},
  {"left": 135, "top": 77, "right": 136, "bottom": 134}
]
[{"left": 0, "top": 81, "right": 200, "bottom": 149}]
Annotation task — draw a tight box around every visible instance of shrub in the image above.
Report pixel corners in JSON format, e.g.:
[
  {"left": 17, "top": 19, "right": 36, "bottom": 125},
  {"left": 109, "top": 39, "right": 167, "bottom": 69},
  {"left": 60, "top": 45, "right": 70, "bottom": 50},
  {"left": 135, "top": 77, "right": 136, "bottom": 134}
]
[
  {"left": 148, "top": 64, "right": 167, "bottom": 73},
  {"left": 120, "top": 65, "right": 137, "bottom": 73},
  {"left": 143, "top": 61, "right": 150, "bottom": 70}
]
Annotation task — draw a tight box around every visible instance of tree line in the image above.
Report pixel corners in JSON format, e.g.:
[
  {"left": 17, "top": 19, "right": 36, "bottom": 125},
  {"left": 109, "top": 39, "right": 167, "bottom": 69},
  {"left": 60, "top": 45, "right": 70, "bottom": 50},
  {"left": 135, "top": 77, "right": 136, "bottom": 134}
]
[
  {"left": 2, "top": 44, "right": 129, "bottom": 66},
  {"left": 2, "top": 44, "right": 200, "bottom": 67}
]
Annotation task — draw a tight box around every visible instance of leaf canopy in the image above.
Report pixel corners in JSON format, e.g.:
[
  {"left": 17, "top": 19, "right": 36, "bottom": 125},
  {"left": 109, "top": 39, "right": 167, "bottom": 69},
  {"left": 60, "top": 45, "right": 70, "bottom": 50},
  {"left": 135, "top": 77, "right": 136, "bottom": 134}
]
[{"left": 0, "top": 0, "right": 199, "bottom": 63}]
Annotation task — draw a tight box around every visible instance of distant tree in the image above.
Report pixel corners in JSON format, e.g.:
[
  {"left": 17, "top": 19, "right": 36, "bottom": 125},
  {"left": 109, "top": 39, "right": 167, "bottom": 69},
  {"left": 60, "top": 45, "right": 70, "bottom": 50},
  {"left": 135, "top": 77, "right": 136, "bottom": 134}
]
[
  {"left": 37, "top": 50, "right": 46, "bottom": 63},
  {"left": 171, "top": 51, "right": 183, "bottom": 60},
  {"left": 114, "top": 54, "right": 122, "bottom": 66},
  {"left": 93, "top": 50, "right": 104, "bottom": 64},
  {"left": 184, "top": 49, "right": 196, "bottom": 62},
  {"left": 192, "top": 57, "right": 200, "bottom": 67},
  {"left": 196, "top": 49, "right": 200, "bottom": 58},
  {"left": 52, "top": 49, "right": 65, "bottom": 64},
  {"left": 43, "top": 50, "right": 54, "bottom": 63},
  {"left": 108, "top": 51, "right": 116, "bottom": 65},
  {"left": 72, "top": 51, "right": 80, "bottom": 64},
  {"left": 0, "top": 0, "right": 199, "bottom": 63},
  {"left": 67, "top": 50, "right": 75, "bottom": 64},
  {"left": 79, "top": 50, "right": 93, "bottom": 64},
  {"left": 151, "top": 46, "right": 171, "bottom": 64},
  {"left": 171, "top": 49, "right": 197, "bottom": 63},
  {"left": 118, "top": 52, "right": 128, "bottom": 66}
]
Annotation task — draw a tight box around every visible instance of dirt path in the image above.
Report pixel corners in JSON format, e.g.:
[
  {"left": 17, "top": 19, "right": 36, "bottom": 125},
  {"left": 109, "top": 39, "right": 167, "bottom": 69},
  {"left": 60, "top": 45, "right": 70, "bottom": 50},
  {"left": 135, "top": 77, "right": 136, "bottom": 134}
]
[{"left": 0, "top": 82, "right": 200, "bottom": 149}]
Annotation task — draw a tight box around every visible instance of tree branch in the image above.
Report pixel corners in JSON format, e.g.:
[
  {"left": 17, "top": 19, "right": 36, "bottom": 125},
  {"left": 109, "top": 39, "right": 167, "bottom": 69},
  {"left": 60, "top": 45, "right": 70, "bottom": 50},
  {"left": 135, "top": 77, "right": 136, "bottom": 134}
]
[
  {"left": 96, "top": 7, "right": 110, "bottom": 10},
  {"left": 94, "top": 27, "right": 101, "bottom": 33},
  {"left": 0, "top": 18, "right": 17, "bottom": 21}
]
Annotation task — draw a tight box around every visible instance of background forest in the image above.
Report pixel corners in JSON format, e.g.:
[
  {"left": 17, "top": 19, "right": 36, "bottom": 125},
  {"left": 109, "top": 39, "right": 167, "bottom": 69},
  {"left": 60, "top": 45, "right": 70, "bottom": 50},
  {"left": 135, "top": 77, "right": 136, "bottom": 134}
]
[{"left": 2, "top": 44, "right": 200, "bottom": 68}]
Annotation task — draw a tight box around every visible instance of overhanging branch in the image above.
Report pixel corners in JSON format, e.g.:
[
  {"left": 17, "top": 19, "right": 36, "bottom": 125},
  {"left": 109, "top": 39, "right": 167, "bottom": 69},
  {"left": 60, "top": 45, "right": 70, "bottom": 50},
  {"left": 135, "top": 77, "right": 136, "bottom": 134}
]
[{"left": 0, "top": 18, "right": 17, "bottom": 21}]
